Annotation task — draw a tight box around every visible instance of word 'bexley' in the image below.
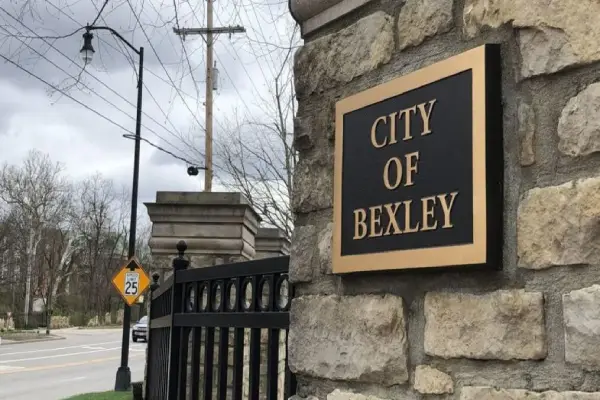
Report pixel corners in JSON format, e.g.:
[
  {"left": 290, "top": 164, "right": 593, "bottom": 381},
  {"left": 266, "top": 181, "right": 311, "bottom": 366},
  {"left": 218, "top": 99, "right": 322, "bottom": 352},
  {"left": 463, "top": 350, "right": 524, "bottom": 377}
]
[{"left": 353, "top": 98, "right": 460, "bottom": 240}]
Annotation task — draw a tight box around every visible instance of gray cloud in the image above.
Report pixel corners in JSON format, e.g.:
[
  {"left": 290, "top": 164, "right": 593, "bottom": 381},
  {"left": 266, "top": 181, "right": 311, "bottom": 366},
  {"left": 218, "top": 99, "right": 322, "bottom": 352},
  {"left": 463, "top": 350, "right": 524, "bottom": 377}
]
[{"left": 0, "top": 0, "right": 297, "bottom": 223}]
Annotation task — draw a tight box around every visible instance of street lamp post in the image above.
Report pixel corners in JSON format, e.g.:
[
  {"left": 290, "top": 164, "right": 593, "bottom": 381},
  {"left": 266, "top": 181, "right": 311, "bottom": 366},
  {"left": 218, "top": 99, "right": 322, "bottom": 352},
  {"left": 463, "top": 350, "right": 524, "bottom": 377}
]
[{"left": 80, "top": 25, "right": 144, "bottom": 392}]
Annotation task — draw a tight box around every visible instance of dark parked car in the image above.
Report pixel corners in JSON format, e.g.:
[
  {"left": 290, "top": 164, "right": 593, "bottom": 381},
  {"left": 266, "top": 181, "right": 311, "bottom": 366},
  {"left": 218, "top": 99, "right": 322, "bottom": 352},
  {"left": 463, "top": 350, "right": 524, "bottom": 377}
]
[{"left": 132, "top": 315, "right": 148, "bottom": 342}]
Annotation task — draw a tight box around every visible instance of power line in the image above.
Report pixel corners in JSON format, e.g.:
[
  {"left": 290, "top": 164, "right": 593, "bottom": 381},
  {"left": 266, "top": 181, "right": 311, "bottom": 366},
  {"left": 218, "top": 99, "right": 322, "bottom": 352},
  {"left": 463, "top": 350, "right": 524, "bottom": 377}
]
[
  {"left": 122, "top": 134, "right": 203, "bottom": 167},
  {"left": 0, "top": 52, "right": 134, "bottom": 134},
  {"left": 0, "top": 6, "right": 199, "bottom": 163},
  {"left": 125, "top": 0, "right": 208, "bottom": 133},
  {"left": 28, "top": 2, "right": 205, "bottom": 161},
  {"left": 0, "top": 53, "right": 202, "bottom": 168},
  {"left": 91, "top": 0, "right": 110, "bottom": 26}
]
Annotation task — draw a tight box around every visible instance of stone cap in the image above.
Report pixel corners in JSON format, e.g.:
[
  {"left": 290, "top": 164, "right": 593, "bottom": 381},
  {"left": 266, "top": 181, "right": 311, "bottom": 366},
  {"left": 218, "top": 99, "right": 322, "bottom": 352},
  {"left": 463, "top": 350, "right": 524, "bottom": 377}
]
[
  {"left": 256, "top": 227, "right": 288, "bottom": 239},
  {"left": 146, "top": 191, "right": 262, "bottom": 225},
  {"left": 155, "top": 191, "right": 249, "bottom": 205},
  {"left": 255, "top": 227, "right": 290, "bottom": 256},
  {"left": 289, "top": 0, "right": 374, "bottom": 37}
]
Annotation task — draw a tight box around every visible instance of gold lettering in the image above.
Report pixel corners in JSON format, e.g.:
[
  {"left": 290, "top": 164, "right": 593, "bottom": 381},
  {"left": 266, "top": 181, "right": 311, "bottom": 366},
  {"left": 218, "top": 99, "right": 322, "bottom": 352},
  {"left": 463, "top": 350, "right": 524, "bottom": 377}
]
[
  {"left": 388, "top": 112, "right": 399, "bottom": 145},
  {"left": 417, "top": 99, "right": 437, "bottom": 136},
  {"left": 438, "top": 192, "right": 459, "bottom": 228},
  {"left": 353, "top": 209, "right": 367, "bottom": 239},
  {"left": 404, "top": 151, "right": 419, "bottom": 187},
  {"left": 383, "top": 202, "right": 402, "bottom": 235},
  {"left": 421, "top": 196, "right": 438, "bottom": 231},
  {"left": 400, "top": 106, "right": 417, "bottom": 141},
  {"left": 403, "top": 200, "right": 420, "bottom": 233},
  {"left": 383, "top": 157, "right": 402, "bottom": 190},
  {"left": 368, "top": 206, "right": 384, "bottom": 237},
  {"left": 370, "top": 116, "right": 387, "bottom": 149}
]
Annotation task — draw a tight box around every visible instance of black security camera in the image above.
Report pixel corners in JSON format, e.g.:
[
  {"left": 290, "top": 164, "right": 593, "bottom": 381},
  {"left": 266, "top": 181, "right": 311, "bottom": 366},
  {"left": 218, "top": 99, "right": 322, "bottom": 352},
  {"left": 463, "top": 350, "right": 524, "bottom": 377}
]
[{"left": 187, "top": 166, "right": 199, "bottom": 176}]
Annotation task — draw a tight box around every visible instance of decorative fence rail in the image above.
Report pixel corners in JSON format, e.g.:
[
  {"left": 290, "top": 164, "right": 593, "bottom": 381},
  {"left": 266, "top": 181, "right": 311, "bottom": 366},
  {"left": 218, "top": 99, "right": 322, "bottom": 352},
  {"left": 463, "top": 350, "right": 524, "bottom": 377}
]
[{"left": 146, "top": 241, "right": 296, "bottom": 400}]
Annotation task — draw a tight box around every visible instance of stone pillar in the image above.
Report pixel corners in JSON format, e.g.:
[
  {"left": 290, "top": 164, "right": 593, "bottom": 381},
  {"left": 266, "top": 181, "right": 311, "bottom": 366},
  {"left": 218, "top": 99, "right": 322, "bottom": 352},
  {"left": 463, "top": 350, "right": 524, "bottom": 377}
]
[
  {"left": 255, "top": 227, "right": 290, "bottom": 259},
  {"left": 287, "top": 0, "right": 600, "bottom": 399},
  {"left": 145, "top": 191, "right": 261, "bottom": 280},
  {"left": 144, "top": 192, "right": 261, "bottom": 399}
]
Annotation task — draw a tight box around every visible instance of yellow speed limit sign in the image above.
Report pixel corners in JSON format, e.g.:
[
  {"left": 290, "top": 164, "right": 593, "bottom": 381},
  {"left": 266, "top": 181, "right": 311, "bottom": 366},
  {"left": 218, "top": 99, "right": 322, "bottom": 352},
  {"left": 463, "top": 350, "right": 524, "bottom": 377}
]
[{"left": 111, "top": 257, "right": 150, "bottom": 306}]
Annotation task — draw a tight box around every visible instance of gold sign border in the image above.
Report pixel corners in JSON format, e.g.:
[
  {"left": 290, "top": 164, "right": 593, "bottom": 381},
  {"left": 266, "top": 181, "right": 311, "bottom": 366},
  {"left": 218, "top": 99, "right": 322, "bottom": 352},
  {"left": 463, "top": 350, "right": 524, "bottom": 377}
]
[{"left": 332, "top": 44, "right": 495, "bottom": 274}]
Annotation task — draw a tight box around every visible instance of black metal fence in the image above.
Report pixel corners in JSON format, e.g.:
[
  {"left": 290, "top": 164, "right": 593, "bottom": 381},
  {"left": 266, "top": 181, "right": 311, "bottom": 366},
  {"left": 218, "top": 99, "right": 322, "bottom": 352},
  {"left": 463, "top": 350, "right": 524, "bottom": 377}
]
[{"left": 146, "top": 241, "right": 296, "bottom": 400}]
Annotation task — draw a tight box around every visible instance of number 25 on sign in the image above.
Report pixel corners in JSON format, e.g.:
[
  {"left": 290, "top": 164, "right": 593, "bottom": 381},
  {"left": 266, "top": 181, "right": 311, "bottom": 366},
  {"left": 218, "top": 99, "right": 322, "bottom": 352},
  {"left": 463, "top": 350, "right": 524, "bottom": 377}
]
[{"left": 111, "top": 257, "right": 150, "bottom": 306}]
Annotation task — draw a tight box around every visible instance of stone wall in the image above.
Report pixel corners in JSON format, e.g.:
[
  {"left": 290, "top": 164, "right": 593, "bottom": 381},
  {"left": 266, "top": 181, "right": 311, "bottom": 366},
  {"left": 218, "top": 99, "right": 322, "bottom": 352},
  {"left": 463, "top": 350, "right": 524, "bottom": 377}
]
[{"left": 287, "top": 0, "right": 600, "bottom": 399}]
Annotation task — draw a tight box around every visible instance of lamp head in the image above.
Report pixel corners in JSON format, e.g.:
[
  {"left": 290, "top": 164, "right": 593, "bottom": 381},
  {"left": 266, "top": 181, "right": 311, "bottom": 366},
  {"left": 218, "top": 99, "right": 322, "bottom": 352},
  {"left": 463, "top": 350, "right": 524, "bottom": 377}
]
[{"left": 80, "top": 30, "right": 95, "bottom": 65}]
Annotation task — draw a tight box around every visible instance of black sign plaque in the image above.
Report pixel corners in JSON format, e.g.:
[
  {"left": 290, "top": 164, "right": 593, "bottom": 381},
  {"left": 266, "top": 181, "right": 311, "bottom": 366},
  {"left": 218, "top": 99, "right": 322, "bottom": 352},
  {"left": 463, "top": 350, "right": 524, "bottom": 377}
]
[{"left": 332, "top": 44, "right": 503, "bottom": 274}]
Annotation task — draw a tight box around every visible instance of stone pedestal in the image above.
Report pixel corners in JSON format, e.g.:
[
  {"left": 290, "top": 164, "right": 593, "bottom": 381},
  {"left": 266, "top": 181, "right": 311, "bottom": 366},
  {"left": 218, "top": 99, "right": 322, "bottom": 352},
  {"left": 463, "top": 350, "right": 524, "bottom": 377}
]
[
  {"left": 255, "top": 227, "right": 290, "bottom": 259},
  {"left": 145, "top": 192, "right": 261, "bottom": 280}
]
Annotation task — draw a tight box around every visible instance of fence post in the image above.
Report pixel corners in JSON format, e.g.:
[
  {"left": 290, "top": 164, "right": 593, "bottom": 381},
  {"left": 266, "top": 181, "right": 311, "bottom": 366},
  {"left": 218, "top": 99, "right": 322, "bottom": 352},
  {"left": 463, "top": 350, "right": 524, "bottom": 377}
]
[
  {"left": 167, "top": 240, "right": 189, "bottom": 400},
  {"left": 144, "top": 272, "right": 160, "bottom": 400}
]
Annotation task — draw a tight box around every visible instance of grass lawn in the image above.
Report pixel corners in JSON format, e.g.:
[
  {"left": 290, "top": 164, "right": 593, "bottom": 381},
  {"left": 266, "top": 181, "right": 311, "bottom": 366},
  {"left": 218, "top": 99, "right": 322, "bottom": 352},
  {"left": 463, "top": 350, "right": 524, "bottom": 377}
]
[
  {"left": 76, "top": 325, "right": 123, "bottom": 330},
  {"left": 62, "top": 391, "right": 131, "bottom": 400},
  {"left": 0, "top": 329, "right": 55, "bottom": 341}
]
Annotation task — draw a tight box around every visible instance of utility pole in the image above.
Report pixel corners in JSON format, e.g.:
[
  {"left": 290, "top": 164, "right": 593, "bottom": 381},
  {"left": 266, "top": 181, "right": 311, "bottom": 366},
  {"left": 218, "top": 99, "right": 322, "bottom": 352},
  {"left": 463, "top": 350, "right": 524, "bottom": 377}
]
[{"left": 173, "top": 2, "right": 245, "bottom": 192}]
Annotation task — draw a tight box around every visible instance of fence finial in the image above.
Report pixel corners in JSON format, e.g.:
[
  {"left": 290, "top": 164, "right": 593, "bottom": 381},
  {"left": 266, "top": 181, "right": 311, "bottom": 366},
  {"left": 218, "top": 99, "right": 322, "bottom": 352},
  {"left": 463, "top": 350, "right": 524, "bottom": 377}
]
[
  {"left": 176, "top": 240, "right": 187, "bottom": 258},
  {"left": 150, "top": 272, "right": 160, "bottom": 291},
  {"left": 173, "top": 240, "right": 190, "bottom": 271}
]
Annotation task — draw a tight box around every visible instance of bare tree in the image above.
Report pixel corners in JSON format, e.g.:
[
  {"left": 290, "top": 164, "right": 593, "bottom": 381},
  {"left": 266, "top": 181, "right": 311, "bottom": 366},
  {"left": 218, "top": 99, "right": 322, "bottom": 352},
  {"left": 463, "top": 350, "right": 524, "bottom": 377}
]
[
  {"left": 41, "top": 220, "right": 77, "bottom": 334},
  {"left": 71, "top": 173, "right": 129, "bottom": 322},
  {"left": 213, "top": 24, "right": 300, "bottom": 238},
  {"left": 0, "top": 150, "right": 70, "bottom": 326}
]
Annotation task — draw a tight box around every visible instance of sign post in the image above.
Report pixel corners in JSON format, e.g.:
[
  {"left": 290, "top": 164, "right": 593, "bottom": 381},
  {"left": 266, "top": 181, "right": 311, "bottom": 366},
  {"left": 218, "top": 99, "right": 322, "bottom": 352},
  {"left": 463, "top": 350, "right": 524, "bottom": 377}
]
[
  {"left": 110, "top": 257, "right": 150, "bottom": 389},
  {"left": 332, "top": 44, "right": 503, "bottom": 274}
]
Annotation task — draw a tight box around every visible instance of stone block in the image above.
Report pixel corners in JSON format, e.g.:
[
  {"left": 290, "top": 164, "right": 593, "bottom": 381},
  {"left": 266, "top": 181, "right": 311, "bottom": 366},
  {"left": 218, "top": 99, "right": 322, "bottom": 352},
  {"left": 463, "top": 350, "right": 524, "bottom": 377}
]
[
  {"left": 558, "top": 82, "right": 600, "bottom": 157},
  {"left": 318, "top": 222, "right": 333, "bottom": 274},
  {"left": 289, "top": 225, "right": 318, "bottom": 283},
  {"left": 294, "top": 11, "right": 394, "bottom": 97},
  {"left": 463, "top": 0, "right": 600, "bottom": 78},
  {"left": 288, "top": 294, "right": 408, "bottom": 385},
  {"left": 563, "top": 285, "right": 600, "bottom": 370},
  {"left": 424, "top": 290, "right": 546, "bottom": 360},
  {"left": 292, "top": 148, "right": 333, "bottom": 214},
  {"left": 414, "top": 365, "right": 453, "bottom": 394},
  {"left": 518, "top": 101, "right": 536, "bottom": 166},
  {"left": 460, "top": 386, "right": 600, "bottom": 399},
  {"left": 517, "top": 177, "right": 600, "bottom": 269},
  {"left": 327, "top": 389, "right": 390, "bottom": 400},
  {"left": 255, "top": 227, "right": 290, "bottom": 258},
  {"left": 397, "top": 0, "right": 453, "bottom": 50},
  {"left": 293, "top": 116, "right": 314, "bottom": 151}
]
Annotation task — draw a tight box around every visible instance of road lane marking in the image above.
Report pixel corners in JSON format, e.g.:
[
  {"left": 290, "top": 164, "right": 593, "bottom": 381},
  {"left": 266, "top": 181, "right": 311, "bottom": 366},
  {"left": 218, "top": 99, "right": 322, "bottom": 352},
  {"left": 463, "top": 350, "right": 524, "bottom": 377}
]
[
  {"left": 0, "top": 365, "right": 25, "bottom": 371},
  {"left": 56, "top": 376, "right": 87, "bottom": 384},
  {"left": 0, "top": 340, "right": 121, "bottom": 356},
  {"left": 0, "top": 353, "right": 145, "bottom": 374},
  {"left": 0, "top": 347, "right": 122, "bottom": 363},
  {"left": 82, "top": 346, "right": 107, "bottom": 350}
]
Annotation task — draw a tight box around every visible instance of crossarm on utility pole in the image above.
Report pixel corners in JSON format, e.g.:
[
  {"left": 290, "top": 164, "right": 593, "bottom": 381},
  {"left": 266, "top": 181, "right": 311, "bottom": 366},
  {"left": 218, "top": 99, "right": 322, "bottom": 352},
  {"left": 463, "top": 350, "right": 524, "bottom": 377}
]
[{"left": 173, "top": 25, "right": 246, "bottom": 36}]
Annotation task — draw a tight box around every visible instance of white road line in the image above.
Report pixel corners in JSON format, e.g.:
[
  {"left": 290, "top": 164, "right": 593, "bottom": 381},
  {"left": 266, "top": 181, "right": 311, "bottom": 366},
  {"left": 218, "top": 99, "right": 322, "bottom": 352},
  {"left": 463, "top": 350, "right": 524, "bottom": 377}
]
[
  {"left": 0, "top": 365, "right": 25, "bottom": 371},
  {"left": 0, "top": 347, "right": 121, "bottom": 363},
  {"left": 56, "top": 376, "right": 87, "bottom": 384},
  {"left": 0, "top": 341, "right": 121, "bottom": 357}
]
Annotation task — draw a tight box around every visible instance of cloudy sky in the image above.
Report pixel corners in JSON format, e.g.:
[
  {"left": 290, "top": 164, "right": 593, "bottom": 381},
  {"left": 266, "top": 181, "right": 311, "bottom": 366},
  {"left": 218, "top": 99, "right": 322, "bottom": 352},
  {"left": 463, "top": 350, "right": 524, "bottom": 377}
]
[{"left": 0, "top": 0, "right": 298, "bottom": 228}]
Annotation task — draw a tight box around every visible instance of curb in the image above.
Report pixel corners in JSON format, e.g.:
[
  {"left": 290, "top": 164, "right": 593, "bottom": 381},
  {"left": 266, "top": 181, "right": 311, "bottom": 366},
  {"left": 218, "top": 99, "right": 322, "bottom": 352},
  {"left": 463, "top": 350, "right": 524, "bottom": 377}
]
[{"left": 0, "top": 335, "right": 66, "bottom": 346}]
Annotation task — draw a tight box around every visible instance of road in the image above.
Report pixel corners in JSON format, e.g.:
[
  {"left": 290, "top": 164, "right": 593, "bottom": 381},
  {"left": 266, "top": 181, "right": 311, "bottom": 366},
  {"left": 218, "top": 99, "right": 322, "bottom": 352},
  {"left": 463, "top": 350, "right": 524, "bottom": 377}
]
[{"left": 0, "top": 328, "right": 147, "bottom": 400}]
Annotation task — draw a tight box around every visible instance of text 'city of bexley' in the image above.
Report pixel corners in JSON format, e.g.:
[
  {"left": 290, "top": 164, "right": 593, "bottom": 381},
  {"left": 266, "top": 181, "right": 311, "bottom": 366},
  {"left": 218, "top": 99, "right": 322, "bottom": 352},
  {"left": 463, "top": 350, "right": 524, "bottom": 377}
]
[{"left": 353, "top": 99, "right": 460, "bottom": 240}]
